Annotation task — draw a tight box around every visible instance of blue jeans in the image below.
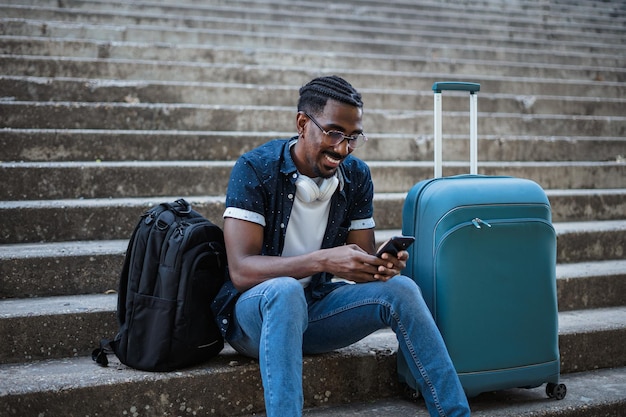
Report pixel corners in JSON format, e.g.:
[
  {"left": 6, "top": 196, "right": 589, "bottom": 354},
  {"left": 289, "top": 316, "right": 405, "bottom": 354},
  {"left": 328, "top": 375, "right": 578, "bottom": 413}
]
[{"left": 227, "top": 275, "right": 471, "bottom": 417}]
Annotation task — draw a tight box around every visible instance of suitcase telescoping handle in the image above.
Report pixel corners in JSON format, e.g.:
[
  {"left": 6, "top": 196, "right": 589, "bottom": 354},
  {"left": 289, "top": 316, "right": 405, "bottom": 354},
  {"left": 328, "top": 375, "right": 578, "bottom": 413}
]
[{"left": 432, "top": 82, "right": 481, "bottom": 178}]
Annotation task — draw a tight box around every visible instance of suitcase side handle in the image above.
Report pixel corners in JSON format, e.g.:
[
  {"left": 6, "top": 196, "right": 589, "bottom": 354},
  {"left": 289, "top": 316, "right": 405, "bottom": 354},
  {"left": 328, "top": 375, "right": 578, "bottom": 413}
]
[{"left": 433, "top": 81, "right": 480, "bottom": 178}]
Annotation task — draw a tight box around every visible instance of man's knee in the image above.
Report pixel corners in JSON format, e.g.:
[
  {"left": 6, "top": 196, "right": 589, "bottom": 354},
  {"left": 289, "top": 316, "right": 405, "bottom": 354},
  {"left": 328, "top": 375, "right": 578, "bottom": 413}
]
[
  {"left": 385, "top": 275, "right": 430, "bottom": 311},
  {"left": 388, "top": 275, "right": 421, "bottom": 296},
  {"left": 263, "top": 276, "right": 305, "bottom": 297},
  {"left": 257, "top": 277, "right": 307, "bottom": 312}
]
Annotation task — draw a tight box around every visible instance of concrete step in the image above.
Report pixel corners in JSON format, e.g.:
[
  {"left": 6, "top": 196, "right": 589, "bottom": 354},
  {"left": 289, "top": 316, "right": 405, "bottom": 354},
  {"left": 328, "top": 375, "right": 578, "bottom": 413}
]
[
  {"left": 554, "top": 220, "right": 626, "bottom": 263},
  {"left": 298, "top": 368, "right": 626, "bottom": 417},
  {"left": 1, "top": 190, "right": 625, "bottom": 243},
  {"left": 0, "top": 240, "right": 125, "bottom": 298},
  {"left": 3, "top": 0, "right": 624, "bottom": 36},
  {"left": 3, "top": 36, "right": 625, "bottom": 83},
  {"left": 2, "top": 216, "right": 624, "bottom": 304},
  {"left": 145, "top": 0, "right": 626, "bottom": 23},
  {"left": 125, "top": 0, "right": 626, "bottom": 18},
  {"left": 2, "top": 56, "right": 625, "bottom": 98},
  {"left": 3, "top": 14, "right": 624, "bottom": 63},
  {"left": 1, "top": 288, "right": 625, "bottom": 367},
  {"left": 2, "top": 128, "right": 625, "bottom": 163},
  {"left": 557, "top": 260, "right": 626, "bottom": 311},
  {"left": 368, "top": 162, "right": 626, "bottom": 193},
  {"left": 2, "top": 160, "right": 625, "bottom": 201},
  {"left": 0, "top": 307, "right": 624, "bottom": 413},
  {"left": 0, "top": 196, "right": 227, "bottom": 244},
  {"left": 3, "top": 0, "right": 625, "bottom": 43},
  {"left": 546, "top": 189, "right": 626, "bottom": 222},
  {"left": 2, "top": 101, "right": 625, "bottom": 138},
  {"left": 3, "top": 76, "right": 625, "bottom": 118},
  {"left": 3, "top": 20, "right": 625, "bottom": 69},
  {"left": 557, "top": 307, "right": 626, "bottom": 373}
]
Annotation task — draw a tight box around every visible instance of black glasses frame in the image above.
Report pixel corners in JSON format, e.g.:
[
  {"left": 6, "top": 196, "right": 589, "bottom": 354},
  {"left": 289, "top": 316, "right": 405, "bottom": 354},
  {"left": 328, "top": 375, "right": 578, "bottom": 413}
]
[{"left": 303, "top": 112, "right": 367, "bottom": 149}]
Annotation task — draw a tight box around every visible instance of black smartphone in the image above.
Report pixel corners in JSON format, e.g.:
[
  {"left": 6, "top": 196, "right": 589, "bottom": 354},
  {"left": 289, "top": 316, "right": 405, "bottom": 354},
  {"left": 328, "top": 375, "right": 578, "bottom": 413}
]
[{"left": 375, "top": 236, "right": 415, "bottom": 258}]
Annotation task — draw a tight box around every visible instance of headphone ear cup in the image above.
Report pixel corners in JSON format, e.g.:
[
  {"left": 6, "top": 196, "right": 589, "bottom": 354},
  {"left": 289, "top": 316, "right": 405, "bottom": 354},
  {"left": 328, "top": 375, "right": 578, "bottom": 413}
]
[
  {"left": 318, "top": 175, "right": 339, "bottom": 201},
  {"left": 295, "top": 175, "right": 338, "bottom": 203},
  {"left": 295, "top": 176, "right": 319, "bottom": 203}
]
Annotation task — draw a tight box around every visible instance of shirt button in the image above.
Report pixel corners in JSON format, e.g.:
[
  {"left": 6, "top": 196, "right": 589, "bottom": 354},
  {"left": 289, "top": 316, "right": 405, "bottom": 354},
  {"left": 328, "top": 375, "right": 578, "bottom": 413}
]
[
  {"left": 222, "top": 319, "right": 228, "bottom": 325},
  {"left": 280, "top": 223, "right": 285, "bottom": 229},
  {"left": 292, "top": 173, "right": 298, "bottom": 179},
  {"left": 288, "top": 193, "right": 294, "bottom": 200}
]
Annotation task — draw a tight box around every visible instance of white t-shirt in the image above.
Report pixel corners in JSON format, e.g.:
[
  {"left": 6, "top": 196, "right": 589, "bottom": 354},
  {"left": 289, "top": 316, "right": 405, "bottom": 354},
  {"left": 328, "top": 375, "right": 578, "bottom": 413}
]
[{"left": 281, "top": 176, "right": 333, "bottom": 286}]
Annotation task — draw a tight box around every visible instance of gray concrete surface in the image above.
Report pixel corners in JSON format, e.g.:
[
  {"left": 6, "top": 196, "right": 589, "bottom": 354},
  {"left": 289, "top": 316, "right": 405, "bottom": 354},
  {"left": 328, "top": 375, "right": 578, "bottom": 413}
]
[
  {"left": 1, "top": 0, "right": 624, "bottom": 415},
  {"left": 297, "top": 367, "right": 626, "bottom": 417}
]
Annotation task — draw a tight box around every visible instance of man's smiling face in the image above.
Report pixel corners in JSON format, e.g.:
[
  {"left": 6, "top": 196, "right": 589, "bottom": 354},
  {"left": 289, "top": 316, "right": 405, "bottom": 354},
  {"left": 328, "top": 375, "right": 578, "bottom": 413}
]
[{"left": 293, "top": 99, "right": 364, "bottom": 179}]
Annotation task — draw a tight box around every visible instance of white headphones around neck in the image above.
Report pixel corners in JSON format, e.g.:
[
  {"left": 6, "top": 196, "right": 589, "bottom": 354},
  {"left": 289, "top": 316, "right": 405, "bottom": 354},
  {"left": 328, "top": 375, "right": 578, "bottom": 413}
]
[{"left": 295, "top": 174, "right": 339, "bottom": 203}]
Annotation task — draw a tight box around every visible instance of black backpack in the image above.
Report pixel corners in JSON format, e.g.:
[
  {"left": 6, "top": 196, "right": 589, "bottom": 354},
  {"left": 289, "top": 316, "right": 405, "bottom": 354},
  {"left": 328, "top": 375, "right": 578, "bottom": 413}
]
[{"left": 93, "top": 199, "right": 226, "bottom": 371}]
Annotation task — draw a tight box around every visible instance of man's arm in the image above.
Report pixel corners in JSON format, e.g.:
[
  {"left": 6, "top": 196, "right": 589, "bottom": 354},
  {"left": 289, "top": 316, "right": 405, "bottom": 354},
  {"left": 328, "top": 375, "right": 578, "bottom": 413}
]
[
  {"left": 224, "top": 217, "right": 391, "bottom": 292},
  {"left": 223, "top": 217, "right": 322, "bottom": 291}
]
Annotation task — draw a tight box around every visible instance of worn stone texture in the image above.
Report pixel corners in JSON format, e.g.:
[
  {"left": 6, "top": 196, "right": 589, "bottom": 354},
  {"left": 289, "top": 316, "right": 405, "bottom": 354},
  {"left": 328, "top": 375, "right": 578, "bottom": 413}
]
[{"left": 0, "top": 0, "right": 625, "bottom": 415}]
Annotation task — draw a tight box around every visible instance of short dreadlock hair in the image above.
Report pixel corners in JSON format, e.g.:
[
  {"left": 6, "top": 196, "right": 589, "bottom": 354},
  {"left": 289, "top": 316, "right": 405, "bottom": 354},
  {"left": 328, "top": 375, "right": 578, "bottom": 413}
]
[{"left": 297, "top": 75, "right": 363, "bottom": 115}]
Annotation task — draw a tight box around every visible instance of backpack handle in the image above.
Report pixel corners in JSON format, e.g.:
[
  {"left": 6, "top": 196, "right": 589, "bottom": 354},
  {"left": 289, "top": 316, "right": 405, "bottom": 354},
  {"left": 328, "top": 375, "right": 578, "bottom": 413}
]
[{"left": 164, "top": 198, "right": 192, "bottom": 215}]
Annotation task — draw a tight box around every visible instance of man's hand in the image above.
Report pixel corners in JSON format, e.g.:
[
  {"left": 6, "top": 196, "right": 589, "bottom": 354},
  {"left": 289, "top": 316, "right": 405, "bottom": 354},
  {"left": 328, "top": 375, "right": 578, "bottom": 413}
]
[
  {"left": 317, "top": 244, "right": 378, "bottom": 283},
  {"left": 321, "top": 244, "right": 408, "bottom": 283},
  {"left": 373, "top": 250, "right": 408, "bottom": 282}
]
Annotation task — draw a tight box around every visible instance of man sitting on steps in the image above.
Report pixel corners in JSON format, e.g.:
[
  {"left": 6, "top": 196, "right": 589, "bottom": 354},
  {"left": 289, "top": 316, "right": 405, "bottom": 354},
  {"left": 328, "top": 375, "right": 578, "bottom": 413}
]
[{"left": 213, "top": 75, "right": 471, "bottom": 417}]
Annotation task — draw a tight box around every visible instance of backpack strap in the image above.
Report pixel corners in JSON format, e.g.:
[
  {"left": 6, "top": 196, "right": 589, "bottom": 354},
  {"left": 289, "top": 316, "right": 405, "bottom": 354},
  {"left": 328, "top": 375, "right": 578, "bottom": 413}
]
[{"left": 92, "top": 339, "right": 114, "bottom": 367}]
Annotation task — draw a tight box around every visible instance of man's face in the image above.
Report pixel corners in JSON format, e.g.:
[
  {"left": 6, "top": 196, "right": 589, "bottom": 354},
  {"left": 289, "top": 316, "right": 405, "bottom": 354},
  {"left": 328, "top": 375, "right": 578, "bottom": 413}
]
[{"left": 293, "top": 99, "right": 364, "bottom": 178}]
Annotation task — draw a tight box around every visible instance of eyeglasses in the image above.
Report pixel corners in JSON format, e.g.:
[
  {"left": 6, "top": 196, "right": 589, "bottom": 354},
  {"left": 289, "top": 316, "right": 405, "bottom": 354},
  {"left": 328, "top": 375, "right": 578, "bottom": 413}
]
[{"left": 304, "top": 112, "right": 367, "bottom": 149}]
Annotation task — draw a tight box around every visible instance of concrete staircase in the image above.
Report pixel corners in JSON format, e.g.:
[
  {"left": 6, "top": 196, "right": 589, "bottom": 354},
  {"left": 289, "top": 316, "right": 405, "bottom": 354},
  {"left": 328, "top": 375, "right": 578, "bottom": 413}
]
[{"left": 1, "top": 0, "right": 625, "bottom": 415}]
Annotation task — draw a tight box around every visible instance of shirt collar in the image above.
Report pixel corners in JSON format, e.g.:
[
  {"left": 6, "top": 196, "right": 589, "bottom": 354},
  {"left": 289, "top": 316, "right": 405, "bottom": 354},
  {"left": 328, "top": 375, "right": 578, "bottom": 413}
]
[{"left": 280, "top": 137, "right": 299, "bottom": 178}]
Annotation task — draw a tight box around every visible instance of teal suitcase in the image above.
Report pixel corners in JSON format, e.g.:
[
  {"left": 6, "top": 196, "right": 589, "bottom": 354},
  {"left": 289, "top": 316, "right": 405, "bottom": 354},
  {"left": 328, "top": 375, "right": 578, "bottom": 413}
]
[{"left": 397, "top": 82, "right": 566, "bottom": 400}]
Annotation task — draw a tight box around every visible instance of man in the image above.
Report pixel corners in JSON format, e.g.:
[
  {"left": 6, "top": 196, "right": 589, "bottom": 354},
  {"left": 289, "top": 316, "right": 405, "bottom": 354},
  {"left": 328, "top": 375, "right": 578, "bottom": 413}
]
[{"left": 214, "top": 75, "right": 471, "bottom": 417}]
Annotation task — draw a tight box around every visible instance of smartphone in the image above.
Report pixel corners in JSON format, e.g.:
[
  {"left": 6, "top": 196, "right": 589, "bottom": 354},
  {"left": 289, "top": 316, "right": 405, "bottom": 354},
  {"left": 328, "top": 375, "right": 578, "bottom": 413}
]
[{"left": 375, "top": 236, "right": 415, "bottom": 258}]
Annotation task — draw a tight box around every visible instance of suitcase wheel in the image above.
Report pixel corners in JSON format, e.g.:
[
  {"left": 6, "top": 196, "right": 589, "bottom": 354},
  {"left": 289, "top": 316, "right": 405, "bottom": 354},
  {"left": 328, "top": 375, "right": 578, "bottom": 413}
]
[
  {"left": 400, "top": 382, "right": 421, "bottom": 402},
  {"left": 546, "top": 382, "right": 567, "bottom": 400}
]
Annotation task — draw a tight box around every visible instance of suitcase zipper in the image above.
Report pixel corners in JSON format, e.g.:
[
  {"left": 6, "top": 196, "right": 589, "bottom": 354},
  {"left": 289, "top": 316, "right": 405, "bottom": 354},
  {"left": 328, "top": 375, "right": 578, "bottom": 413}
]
[
  {"left": 471, "top": 218, "right": 492, "bottom": 229},
  {"left": 436, "top": 217, "right": 554, "bottom": 256}
]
